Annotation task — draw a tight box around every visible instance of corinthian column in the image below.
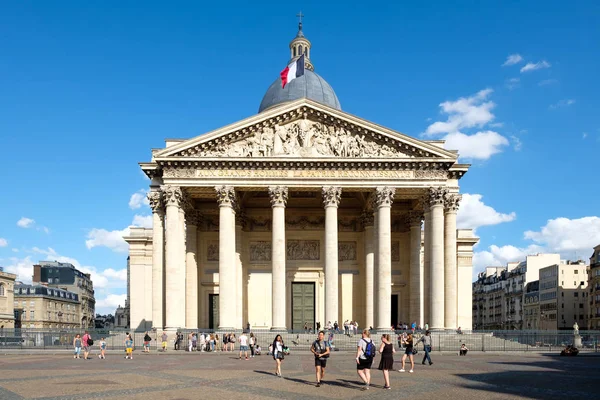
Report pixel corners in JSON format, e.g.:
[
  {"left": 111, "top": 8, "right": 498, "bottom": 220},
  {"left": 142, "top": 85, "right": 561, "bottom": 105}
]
[
  {"left": 185, "top": 206, "right": 201, "bottom": 329},
  {"left": 362, "top": 210, "right": 375, "bottom": 330},
  {"left": 235, "top": 211, "right": 245, "bottom": 330},
  {"left": 444, "top": 194, "right": 460, "bottom": 329},
  {"left": 408, "top": 211, "right": 423, "bottom": 327},
  {"left": 148, "top": 190, "right": 165, "bottom": 329},
  {"left": 428, "top": 187, "right": 447, "bottom": 330},
  {"left": 269, "top": 186, "right": 288, "bottom": 330},
  {"left": 215, "top": 186, "right": 237, "bottom": 330},
  {"left": 323, "top": 186, "right": 341, "bottom": 327},
  {"left": 374, "top": 186, "right": 395, "bottom": 330},
  {"left": 162, "top": 185, "right": 186, "bottom": 330},
  {"left": 422, "top": 195, "right": 431, "bottom": 326}
]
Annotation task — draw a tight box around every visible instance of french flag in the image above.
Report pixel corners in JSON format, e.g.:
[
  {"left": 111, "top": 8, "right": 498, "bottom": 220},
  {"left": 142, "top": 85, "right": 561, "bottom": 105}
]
[{"left": 280, "top": 54, "right": 305, "bottom": 88}]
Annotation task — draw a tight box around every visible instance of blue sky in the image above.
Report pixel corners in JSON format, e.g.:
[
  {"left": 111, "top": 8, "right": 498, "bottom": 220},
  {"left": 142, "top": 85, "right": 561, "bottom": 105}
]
[{"left": 1, "top": 1, "right": 599, "bottom": 314}]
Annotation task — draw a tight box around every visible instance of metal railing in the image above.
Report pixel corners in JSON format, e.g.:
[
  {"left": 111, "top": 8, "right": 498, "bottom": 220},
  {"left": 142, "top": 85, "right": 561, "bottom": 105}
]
[{"left": 1, "top": 328, "right": 599, "bottom": 353}]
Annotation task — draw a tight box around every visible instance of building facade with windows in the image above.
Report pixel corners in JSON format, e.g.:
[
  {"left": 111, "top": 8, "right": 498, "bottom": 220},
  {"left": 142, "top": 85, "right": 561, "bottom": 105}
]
[
  {"left": 33, "top": 261, "right": 95, "bottom": 328},
  {"left": 539, "top": 261, "right": 588, "bottom": 330},
  {"left": 0, "top": 269, "right": 17, "bottom": 329},
  {"left": 588, "top": 244, "right": 600, "bottom": 329},
  {"left": 523, "top": 281, "right": 540, "bottom": 330},
  {"left": 124, "top": 23, "right": 480, "bottom": 332},
  {"left": 13, "top": 283, "right": 81, "bottom": 329}
]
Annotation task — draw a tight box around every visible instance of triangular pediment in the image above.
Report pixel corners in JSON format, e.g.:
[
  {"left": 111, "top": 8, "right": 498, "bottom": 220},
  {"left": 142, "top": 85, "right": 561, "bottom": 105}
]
[{"left": 154, "top": 99, "right": 458, "bottom": 161}]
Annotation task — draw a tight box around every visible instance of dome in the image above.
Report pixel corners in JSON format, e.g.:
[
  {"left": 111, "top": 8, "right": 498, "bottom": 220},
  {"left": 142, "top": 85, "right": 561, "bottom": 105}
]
[{"left": 258, "top": 69, "right": 342, "bottom": 113}]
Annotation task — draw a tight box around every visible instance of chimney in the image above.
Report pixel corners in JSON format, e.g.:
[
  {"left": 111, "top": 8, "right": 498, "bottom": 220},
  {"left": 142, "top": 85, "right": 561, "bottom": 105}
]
[{"left": 32, "top": 264, "right": 42, "bottom": 283}]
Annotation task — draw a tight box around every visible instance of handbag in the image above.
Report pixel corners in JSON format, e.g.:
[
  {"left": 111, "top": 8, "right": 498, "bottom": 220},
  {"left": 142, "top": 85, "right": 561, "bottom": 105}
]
[{"left": 412, "top": 348, "right": 418, "bottom": 355}]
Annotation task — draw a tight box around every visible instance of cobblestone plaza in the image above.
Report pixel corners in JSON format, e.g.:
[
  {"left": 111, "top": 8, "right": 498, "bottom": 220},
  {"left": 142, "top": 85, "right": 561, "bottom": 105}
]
[{"left": 0, "top": 351, "right": 597, "bottom": 399}]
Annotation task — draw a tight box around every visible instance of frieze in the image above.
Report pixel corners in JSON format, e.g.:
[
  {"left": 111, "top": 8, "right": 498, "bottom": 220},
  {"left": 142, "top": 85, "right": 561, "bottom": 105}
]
[
  {"left": 163, "top": 168, "right": 415, "bottom": 180},
  {"left": 247, "top": 217, "right": 272, "bottom": 231},
  {"left": 250, "top": 241, "right": 272, "bottom": 262},
  {"left": 414, "top": 170, "right": 448, "bottom": 179},
  {"left": 207, "top": 240, "right": 219, "bottom": 262},
  {"left": 287, "top": 240, "right": 320, "bottom": 261},
  {"left": 338, "top": 217, "right": 360, "bottom": 232},
  {"left": 338, "top": 242, "right": 357, "bottom": 261},
  {"left": 285, "top": 216, "right": 325, "bottom": 230}
]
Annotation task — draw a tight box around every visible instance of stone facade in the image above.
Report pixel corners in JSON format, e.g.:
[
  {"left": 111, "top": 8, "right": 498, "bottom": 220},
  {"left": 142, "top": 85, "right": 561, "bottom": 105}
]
[
  {"left": 14, "top": 284, "right": 81, "bottom": 329},
  {"left": 0, "top": 270, "right": 17, "bottom": 329},
  {"left": 124, "top": 98, "right": 480, "bottom": 332},
  {"left": 589, "top": 245, "right": 600, "bottom": 329}
]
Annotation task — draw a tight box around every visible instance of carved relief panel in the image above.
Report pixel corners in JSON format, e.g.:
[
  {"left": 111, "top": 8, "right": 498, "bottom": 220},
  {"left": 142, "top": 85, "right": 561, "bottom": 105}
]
[
  {"left": 250, "top": 241, "right": 272, "bottom": 262},
  {"left": 207, "top": 240, "right": 219, "bottom": 262},
  {"left": 287, "top": 240, "right": 320, "bottom": 260},
  {"left": 391, "top": 241, "right": 400, "bottom": 262},
  {"left": 338, "top": 242, "right": 357, "bottom": 261}
]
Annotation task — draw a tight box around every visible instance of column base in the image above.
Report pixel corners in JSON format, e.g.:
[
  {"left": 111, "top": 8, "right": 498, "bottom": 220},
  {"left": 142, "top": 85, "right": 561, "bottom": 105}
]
[{"left": 270, "top": 326, "right": 288, "bottom": 332}]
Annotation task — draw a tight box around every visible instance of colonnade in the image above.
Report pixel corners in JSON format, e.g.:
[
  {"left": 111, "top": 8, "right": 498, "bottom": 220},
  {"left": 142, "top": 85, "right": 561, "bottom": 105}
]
[{"left": 147, "top": 185, "right": 461, "bottom": 331}]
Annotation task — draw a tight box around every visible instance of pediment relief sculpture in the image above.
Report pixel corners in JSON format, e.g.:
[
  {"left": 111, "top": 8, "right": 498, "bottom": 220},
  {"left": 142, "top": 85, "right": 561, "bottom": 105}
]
[{"left": 195, "top": 119, "right": 412, "bottom": 159}]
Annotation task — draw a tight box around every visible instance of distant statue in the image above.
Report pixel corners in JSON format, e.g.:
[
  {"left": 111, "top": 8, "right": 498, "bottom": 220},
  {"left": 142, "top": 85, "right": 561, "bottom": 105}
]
[{"left": 573, "top": 322, "right": 579, "bottom": 335}]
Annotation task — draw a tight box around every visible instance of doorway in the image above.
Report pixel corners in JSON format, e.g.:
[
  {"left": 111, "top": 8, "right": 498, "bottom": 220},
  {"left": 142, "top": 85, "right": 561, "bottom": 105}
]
[
  {"left": 391, "top": 294, "right": 399, "bottom": 329},
  {"left": 209, "top": 294, "right": 219, "bottom": 329},
  {"left": 291, "top": 282, "right": 315, "bottom": 331}
]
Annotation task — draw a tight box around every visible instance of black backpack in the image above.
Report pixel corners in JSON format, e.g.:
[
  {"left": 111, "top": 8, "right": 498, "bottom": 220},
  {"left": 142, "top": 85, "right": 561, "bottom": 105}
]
[{"left": 88, "top": 338, "right": 94, "bottom": 346}]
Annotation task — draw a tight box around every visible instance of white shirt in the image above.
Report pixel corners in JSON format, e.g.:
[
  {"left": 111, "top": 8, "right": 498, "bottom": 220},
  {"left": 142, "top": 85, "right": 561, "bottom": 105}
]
[{"left": 239, "top": 335, "right": 248, "bottom": 346}]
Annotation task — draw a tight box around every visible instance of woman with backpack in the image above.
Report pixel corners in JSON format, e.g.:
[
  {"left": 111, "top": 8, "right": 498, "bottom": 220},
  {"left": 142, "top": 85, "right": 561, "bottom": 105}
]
[
  {"left": 355, "top": 329, "right": 375, "bottom": 390},
  {"left": 399, "top": 333, "right": 415, "bottom": 373},
  {"left": 378, "top": 333, "right": 396, "bottom": 389}
]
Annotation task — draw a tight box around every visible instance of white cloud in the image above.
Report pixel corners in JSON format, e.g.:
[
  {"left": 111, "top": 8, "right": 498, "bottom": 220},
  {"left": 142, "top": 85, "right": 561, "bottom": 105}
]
[
  {"left": 473, "top": 244, "right": 543, "bottom": 276},
  {"left": 457, "top": 193, "right": 516, "bottom": 231},
  {"left": 96, "top": 294, "right": 127, "bottom": 315},
  {"left": 425, "top": 89, "right": 495, "bottom": 136},
  {"left": 0, "top": 238, "right": 7, "bottom": 247},
  {"left": 538, "top": 79, "right": 558, "bottom": 86},
  {"left": 489, "top": 122, "right": 504, "bottom": 128},
  {"left": 443, "top": 131, "right": 510, "bottom": 160},
  {"left": 3, "top": 256, "right": 34, "bottom": 283},
  {"left": 17, "top": 217, "right": 35, "bottom": 228},
  {"left": 132, "top": 214, "right": 153, "bottom": 228},
  {"left": 505, "top": 77, "right": 520, "bottom": 90},
  {"left": 520, "top": 60, "right": 551, "bottom": 73},
  {"left": 510, "top": 135, "right": 523, "bottom": 151},
  {"left": 502, "top": 54, "right": 523, "bottom": 66},
  {"left": 12, "top": 248, "right": 19, "bottom": 253},
  {"left": 129, "top": 189, "right": 149, "bottom": 210},
  {"left": 101, "top": 268, "right": 128, "bottom": 281},
  {"left": 524, "top": 216, "right": 600, "bottom": 254},
  {"left": 549, "top": 99, "right": 576, "bottom": 109}
]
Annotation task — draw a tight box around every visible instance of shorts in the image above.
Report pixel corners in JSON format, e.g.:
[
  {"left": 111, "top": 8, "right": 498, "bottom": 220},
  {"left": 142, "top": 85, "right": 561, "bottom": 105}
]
[
  {"left": 405, "top": 347, "right": 414, "bottom": 356},
  {"left": 240, "top": 345, "right": 249, "bottom": 351},
  {"left": 162, "top": 341, "right": 167, "bottom": 347},
  {"left": 74, "top": 347, "right": 81, "bottom": 354},
  {"left": 83, "top": 346, "right": 90, "bottom": 352},
  {"left": 357, "top": 357, "right": 373, "bottom": 370},
  {"left": 144, "top": 341, "right": 150, "bottom": 346},
  {"left": 126, "top": 348, "right": 133, "bottom": 353},
  {"left": 314, "top": 357, "right": 328, "bottom": 368}
]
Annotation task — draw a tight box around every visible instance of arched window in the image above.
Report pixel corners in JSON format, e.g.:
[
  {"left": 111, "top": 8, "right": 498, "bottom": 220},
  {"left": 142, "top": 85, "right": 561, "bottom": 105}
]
[
  {"left": 298, "top": 45, "right": 303, "bottom": 55},
  {"left": 0, "top": 283, "right": 4, "bottom": 296},
  {"left": 293, "top": 47, "right": 296, "bottom": 57}
]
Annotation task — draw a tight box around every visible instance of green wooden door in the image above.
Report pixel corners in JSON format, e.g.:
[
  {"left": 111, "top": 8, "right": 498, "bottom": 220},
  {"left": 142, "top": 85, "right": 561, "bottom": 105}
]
[
  {"left": 209, "top": 294, "right": 219, "bottom": 329},
  {"left": 292, "top": 283, "right": 315, "bottom": 331}
]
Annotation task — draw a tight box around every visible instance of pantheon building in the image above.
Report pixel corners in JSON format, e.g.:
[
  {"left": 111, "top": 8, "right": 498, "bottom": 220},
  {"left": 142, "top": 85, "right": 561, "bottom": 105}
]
[{"left": 125, "top": 23, "right": 479, "bottom": 332}]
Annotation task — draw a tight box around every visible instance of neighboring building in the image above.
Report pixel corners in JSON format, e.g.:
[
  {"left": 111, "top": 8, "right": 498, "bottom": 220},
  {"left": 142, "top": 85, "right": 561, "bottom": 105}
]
[
  {"left": 94, "top": 314, "right": 115, "bottom": 329},
  {"left": 0, "top": 270, "right": 17, "bottom": 329},
  {"left": 523, "top": 281, "right": 540, "bottom": 330},
  {"left": 114, "top": 301, "right": 130, "bottom": 328},
  {"left": 539, "top": 261, "right": 588, "bottom": 330},
  {"left": 13, "top": 283, "right": 81, "bottom": 329},
  {"left": 589, "top": 245, "right": 600, "bottom": 329},
  {"left": 473, "top": 253, "right": 561, "bottom": 330},
  {"left": 124, "top": 21, "right": 480, "bottom": 332},
  {"left": 33, "top": 261, "right": 95, "bottom": 328}
]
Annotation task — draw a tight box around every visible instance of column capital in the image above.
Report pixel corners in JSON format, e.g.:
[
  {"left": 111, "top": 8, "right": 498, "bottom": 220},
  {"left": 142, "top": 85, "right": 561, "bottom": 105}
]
[
  {"left": 268, "top": 186, "right": 288, "bottom": 207},
  {"left": 374, "top": 186, "right": 396, "bottom": 208},
  {"left": 408, "top": 210, "right": 424, "bottom": 227},
  {"left": 444, "top": 193, "right": 461, "bottom": 213},
  {"left": 215, "top": 186, "right": 236, "bottom": 208},
  {"left": 161, "top": 185, "right": 183, "bottom": 208},
  {"left": 147, "top": 190, "right": 164, "bottom": 214},
  {"left": 322, "top": 186, "right": 342, "bottom": 208},
  {"left": 360, "top": 210, "right": 375, "bottom": 228},
  {"left": 427, "top": 187, "right": 448, "bottom": 208}
]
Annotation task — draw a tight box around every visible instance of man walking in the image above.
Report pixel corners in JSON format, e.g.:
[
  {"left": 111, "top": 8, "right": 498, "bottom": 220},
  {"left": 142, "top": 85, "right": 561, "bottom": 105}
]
[
  {"left": 311, "top": 331, "right": 331, "bottom": 387},
  {"left": 239, "top": 331, "right": 249, "bottom": 360},
  {"left": 82, "top": 331, "right": 92, "bottom": 360},
  {"left": 419, "top": 330, "right": 433, "bottom": 365}
]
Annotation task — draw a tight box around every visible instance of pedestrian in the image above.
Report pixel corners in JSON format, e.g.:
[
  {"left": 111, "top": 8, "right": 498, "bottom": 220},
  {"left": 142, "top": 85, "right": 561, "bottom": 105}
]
[
  {"left": 161, "top": 331, "right": 168, "bottom": 352},
  {"left": 143, "top": 331, "right": 151, "bottom": 353},
  {"left": 73, "top": 334, "right": 82, "bottom": 359},
  {"left": 97, "top": 337, "right": 107, "bottom": 359},
  {"left": 249, "top": 333, "right": 256, "bottom": 357},
  {"left": 419, "top": 330, "right": 433, "bottom": 366},
  {"left": 272, "top": 334, "right": 285, "bottom": 377},
  {"left": 174, "top": 333, "right": 181, "bottom": 350},
  {"left": 459, "top": 343, "right": 469, "bottom": 356},
  {"left": 239, "top": 331, "right": 249, "bottom": 360},
  {"left": 229, "top": 333, "right": 236, "bottom": 352},
  {"left": 356, "top": 329, "right": 376, "bottom": 390},
  {"left": 124, "top": 334, "right": 134, "bottom": 359},
  {"left": 378, "top": 334, "right": 396, "bottom": 389},
  {"left": 188, "top": 332, "right": 194, "bottom": 352},
  {"left": 311, "top": 330, "right": 331, "bottom": 387},
  {"left": 82, "top": 331, "right": 92, "bottom": 360},
  {"left": 424, "top": 322, "right": 429, "bottom": 331},
  {"left": 411, "top": 321, "right": 416, "bottom": 334},
  {"left": 199, "top": 332, "right": 206, "bottom": 352},
  {"left": 192, "top": 332, "right": 197, "bottom": 351},
  {"left": 399, "top": 333, "right": 414, "bottom": 373}
]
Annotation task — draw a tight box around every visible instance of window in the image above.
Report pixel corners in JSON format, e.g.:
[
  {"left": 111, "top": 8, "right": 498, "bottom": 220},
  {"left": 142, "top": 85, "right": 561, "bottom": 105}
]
[
  {"left": 48, "top": 278, "right": 53, "bottom": 284},
  {"left": 574, "top": 292, "right": 579, "bottom": 297},
  {"left": 0, "top": 284, "right": 4, "bottom": 296},
  {"left": 580, "top": 304, "right": 584, "bottom": 308},
  {"left": 293, "top": 47, "right": 296, "bottom": 57},
  {"left": 574, "top": 270, "right": 578, "bottom": 274},
  {"left": 562, "top": 303, "right": 564, "bottom": 308},
  {"left": 29, "top": 311, "right": 34, "bottom": 321},
  {"left": 30, "top": 301, "right": 35, "bottom": 307}
]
